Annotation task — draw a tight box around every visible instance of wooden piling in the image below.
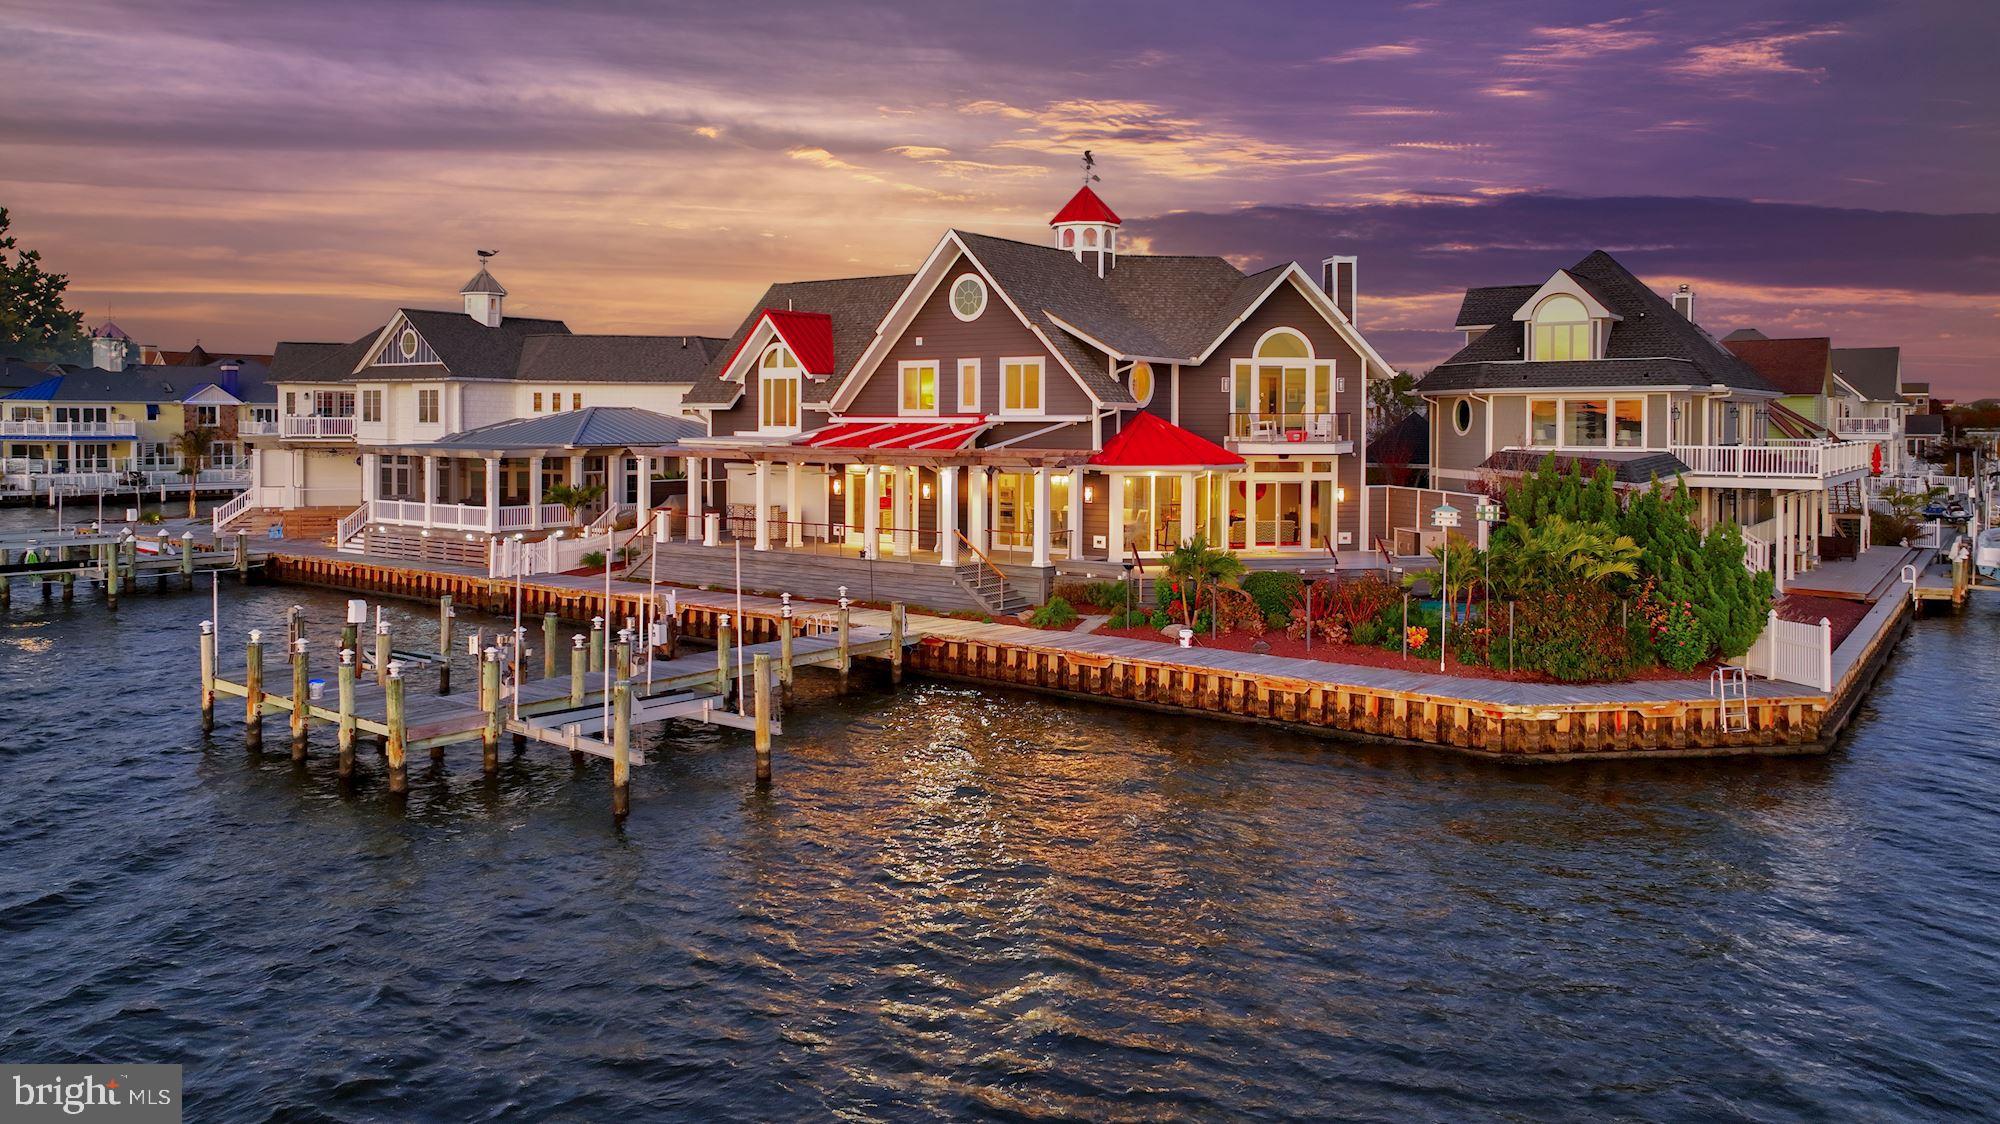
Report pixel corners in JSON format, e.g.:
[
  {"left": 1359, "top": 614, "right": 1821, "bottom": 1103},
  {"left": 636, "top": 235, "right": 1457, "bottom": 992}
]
[
  {"left": 753, "top": 653, "right": 772, "bottom": 788},
  {"left": 889, "top": 602, "right": 905, "bottom": 685},
  {"left": 337, "top": 650, "right": 356, "bottom": 778},
  {"left": 837, "top": 606, "right": 851, "bottom": 691},
  {"left": 615, "top": 629, "right": 632, "bottom": 682},
  {"left": 542, "top": 611, "right": 558, "bottom": 679},
  {"left": 589, "top": 617, "right": 605, "bottom": 673},
  {"left": 438, "top": 594, "right": 453, "bottom": 654},
  {"left": 180, "top": 533, "right": 194, "bottom": 588},
  {"left": 385, "top": 664, "right": 407, "bottom": 793},
  {"left": 569, "top": 634, "right": 586, "bottom": 705},
  {"left": 779, "top": 614, "right": 795, "bottom": 695},
  {"left": 106, "top": 542, "right": 122, "bottom": 608},
  {"left": 235, "top": 532, "right": 249, "bottom": 583},
  {"left": 374, "top": 623, "right": 391, "bottom": 687},
  {"left": 612, "top": 676, "right": 632, "bottom": 820},
  {"left": 198, "top": 621, "right": 216, "bottom": 731},
  {"left": 481, "top": 647, "right": 501, "bottom": 774},
  {"left": 243, "top": 631, "right": 264, "bottom": 749},
  {"left": 340, "top": 621, "right": 358, "bottom": 662},
  {"left": 290, "top": 638, "right": 310, "bottom": 760},
  {"left": 715, "top": 615, "right": 733, "bottom": 698}
]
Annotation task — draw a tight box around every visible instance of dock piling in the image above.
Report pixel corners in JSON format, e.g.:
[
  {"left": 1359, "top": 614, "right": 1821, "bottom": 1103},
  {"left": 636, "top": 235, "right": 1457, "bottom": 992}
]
[
  {"left": 290, "top": 637, "right": 310, "bottom": 760},
  {"left": 180, "top": 531, "right": 195, "bottom": 588},
  {"left": 611, "top": 677, "right": 632, "bottom": 820},
  {"left": 106, "top": 542, "right": 121, "bottom": 608},
  {"left": 890, "top": 602, "right": 905, "bottom": 684},
  {"left": 542, "top": 611, "right": 558, "bottom": 679},
  {"left": 715, "top": 615, "right": 733, "bottom": 699},
  {"left": 589, "top": 616, "right": 605, "bottom": 673},
  {"left": 375, "top": 621, "right": 391, "bottom": 687},
  {"left": 837, "top": 605, "right": 851, "bottom": 691},
  {"left": 199, "top": 621, "right": 216, "bottom": 731},
  {"left": 438, "top": 594, "right": 453, "bottom": 654},
  {"left": 481, "top": 647, "right": 501, "bottom": 774},
  {"left": 244, "top": 629, "right": 264, "bottom": 749},
  {"left": 385, "top": 661, "right": 407, "bottom": 793},
  {"left": 234, "top": 533, "right": 248, "bottom": 583},
  {"left": 753, "top": 653, "right": 773, "bottom": 788},
  {"left": 337, "top": 649, "right": 356, "bottom": 778},
  {"left": 569, "top": 634, "right": 586, "bottom": 705},
  {"left": 779, "top": 599, "right": 795, "bottom": 697}
]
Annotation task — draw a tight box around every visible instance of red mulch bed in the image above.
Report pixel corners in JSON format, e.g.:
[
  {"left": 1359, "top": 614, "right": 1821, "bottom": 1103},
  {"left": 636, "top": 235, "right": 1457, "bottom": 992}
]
[
  {"left": 1776, "top": 594, "right": 1872, "bottom": 647},
  {"left": 1093, "top": 624, "right": 1713, "bottom": 684}
]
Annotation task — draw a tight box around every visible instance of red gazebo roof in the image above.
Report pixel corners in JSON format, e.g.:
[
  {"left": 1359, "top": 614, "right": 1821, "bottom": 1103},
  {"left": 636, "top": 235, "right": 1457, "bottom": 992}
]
[
  {"left": 1090, "top": 412, "right": 1241, "bottom": 469},
  {"left": 1050, "top": 185, "right": 1121, "bottom": 226}
]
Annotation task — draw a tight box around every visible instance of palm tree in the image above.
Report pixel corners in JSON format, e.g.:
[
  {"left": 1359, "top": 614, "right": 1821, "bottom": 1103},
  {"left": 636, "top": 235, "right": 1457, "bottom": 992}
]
[
  {"left": 1494, "top": 515, "right": 1641, "bottom": 593},
  {"left": 167, "top": 427, "right": 215, "bottom": 520},
  {"left": 1160, "top": 534, "right": 1245, "bottom": 629},
  {"left": 542, "top": 482, "right": 606, "bottom": 527}
]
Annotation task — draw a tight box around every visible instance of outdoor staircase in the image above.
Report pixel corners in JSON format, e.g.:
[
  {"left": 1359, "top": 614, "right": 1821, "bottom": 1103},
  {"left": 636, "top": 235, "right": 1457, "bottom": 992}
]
[
  {"left": 955, "top": 561, "right": 1029, "bottom": 618},
  {"left": 1829, "top": 478, "right": 1867, "bottom": 514}
]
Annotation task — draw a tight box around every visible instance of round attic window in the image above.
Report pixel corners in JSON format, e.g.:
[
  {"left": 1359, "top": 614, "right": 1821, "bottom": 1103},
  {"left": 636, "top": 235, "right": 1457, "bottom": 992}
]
[
  {"left": 398, "top": 328, "right": 419, "bottom": 360},
  {"left": 1453, "top": 398, "right": 1473, "bottom": 435},
  {"left": 950, "top": 274, "right": 987, "bottom": 322},
  {"left": 1130, "top": 362, "right": 1155, "bottom": 406}
]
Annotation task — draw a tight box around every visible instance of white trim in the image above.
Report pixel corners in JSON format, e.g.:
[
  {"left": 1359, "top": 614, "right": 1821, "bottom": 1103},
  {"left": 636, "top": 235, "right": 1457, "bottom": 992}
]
[
  {"left": 1522, "top": 394, "right": 1650, "bottom": 451},
  {"left": 948, "top": 273, "right": 988, "bottom": 322},
  {"left": 897, "top": 359, "right": 941, "bottom": 417},
  {"left": 1252, "top": 325, "right": 1316, "bottom": 360},
  {"left": 958, "top": 358, "right": 981, "bottom": 413},
  {"left": 1130, "top": 361, "right": 1156, "bottom": 408},
  {"left": 998, "top": 356, "right": 1045, "bottom": 417},
  {"left": 1510, "top": 270, "right": 1621, "bottom": 324},
  {"left": 1452, "top": 397, "right": 1473, "bottom": 436}
]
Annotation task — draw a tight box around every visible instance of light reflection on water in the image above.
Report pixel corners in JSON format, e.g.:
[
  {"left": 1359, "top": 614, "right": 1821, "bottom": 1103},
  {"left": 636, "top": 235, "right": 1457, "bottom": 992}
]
[{"left": 0, "top": 500, "right": 1997, "bottom": 1120}]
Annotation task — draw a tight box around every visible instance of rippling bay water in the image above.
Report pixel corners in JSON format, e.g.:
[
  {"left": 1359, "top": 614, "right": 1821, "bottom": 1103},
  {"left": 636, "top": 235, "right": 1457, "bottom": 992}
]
[{"left": 1, "top": 507, "right": 1996, "bottom": 1120}]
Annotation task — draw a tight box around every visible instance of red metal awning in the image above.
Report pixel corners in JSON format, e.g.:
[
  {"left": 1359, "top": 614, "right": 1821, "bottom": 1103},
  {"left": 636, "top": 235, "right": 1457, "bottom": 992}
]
[
  {"left": 799, "top": 416, "right": 990, "bottom": 451},
  {"left": 1089, "top": 412, "right": 1242, "bottom": 469}
]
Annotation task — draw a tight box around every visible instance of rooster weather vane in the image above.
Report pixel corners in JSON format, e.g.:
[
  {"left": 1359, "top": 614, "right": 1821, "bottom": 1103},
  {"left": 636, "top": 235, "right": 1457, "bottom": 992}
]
[{"left": 1081, "top": 150, "right": 1099, "bottom": 185}]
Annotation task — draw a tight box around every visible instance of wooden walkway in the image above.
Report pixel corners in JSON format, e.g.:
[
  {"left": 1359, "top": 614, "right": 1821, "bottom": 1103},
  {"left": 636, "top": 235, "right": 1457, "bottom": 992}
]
[{"left": 1786, "top": 546, "right": 1924, "bottom": 602}]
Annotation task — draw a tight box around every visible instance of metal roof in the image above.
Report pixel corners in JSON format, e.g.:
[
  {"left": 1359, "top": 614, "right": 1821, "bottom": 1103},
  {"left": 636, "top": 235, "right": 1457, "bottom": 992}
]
[{"left": 410, "top": 406, "right": 705, "bottom": 453}]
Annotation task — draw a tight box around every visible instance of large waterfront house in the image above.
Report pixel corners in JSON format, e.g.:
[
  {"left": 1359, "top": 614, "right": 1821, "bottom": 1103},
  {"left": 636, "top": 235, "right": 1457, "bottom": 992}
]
[
  {"left": 1830, "top": 345, "right": 1914, "bottom": 475},
  {"left": 225, "top": 261, "right": 721, "bottom": 556},
  {"left": 650, "top": 184, "right": 1387, "bottom": 610},
  {"left": 1419, "top": 251, "right": 1874, "bottom": 588},
  {"left": 1, "top": 349, "right": 270, "bottom": 502}
]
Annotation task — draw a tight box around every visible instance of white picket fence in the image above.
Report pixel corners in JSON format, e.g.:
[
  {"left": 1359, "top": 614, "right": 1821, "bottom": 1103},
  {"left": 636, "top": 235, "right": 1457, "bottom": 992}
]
[
  {"left": 489, "top": 534, "right": 598, "bottom": 579},
  {"left": 1732, "top": 609, "right": 1833, "bottom": 691}
]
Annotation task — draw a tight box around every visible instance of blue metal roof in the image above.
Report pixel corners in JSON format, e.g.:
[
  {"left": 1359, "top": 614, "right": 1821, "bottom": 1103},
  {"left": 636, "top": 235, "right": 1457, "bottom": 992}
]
[{"left": 4, "top": 375, "right": 63, "bottom": 401}]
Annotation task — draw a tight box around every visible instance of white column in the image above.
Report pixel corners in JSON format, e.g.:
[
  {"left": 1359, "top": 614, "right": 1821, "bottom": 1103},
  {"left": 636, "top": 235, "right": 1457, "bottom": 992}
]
[
  {"left": 1106, "top": 472, "right": 1125, "bottom": 563},
  {"left": 1300, "top": 462, "right": 1316, "bottom": 550},
  {"left": 423, "top": 455, "right": 437, "bottom": 528},
  {"left": 1179, "top": 471, "right": 1197, "bottom": 547},
  {"left": 1031, "top": 467, "right": 1053, "bottom": 568},
  {"left": 604, "top": 456, "right": 623, "bottom": 523},
  {"left": 1217, "top": 470, "right": 1232, "bottom": 547},
  {"left": 636, "top": 454, "right": 652, "bottom": 521},
  {"left": 1067, "top": 467, "right": 1086, "bottom": 559},
  {"left": 967, "top": 467, "right": 987, "bottom": 554},
  {"left": 685, "top": 457, "right": 704, "bottom": 540},
  {"left": 862, "top": 464, "right": 881, "bottom": 559},
  {"left": 288, "top": 449, "right": 305, "bottom": 508},
  {"left": 361, "top": 452, "right": 379, "bottom": 509},
  {"left": 753, "top": 459, "right": 771, "bottom": 551},
  {"left": 786, "top": 462, "right": 803, "bottom": 548},
  {"left": 528, "top": 455, "right": 544, "bottom": 528},
  {"left": 483, "top": 455, "right": 501, "bottom": 532},
  {"left": 938, "top": 466, "right": 959, "bottom": 566},
  {"left": 890, "top": 465, "right": 910, "bottom": 557}
]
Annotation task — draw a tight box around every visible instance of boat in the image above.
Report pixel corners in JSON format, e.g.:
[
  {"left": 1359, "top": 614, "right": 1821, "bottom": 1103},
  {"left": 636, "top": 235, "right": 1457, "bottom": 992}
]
[{"left": 1977, "top": 527, "right": 2000, "bottom": 581}]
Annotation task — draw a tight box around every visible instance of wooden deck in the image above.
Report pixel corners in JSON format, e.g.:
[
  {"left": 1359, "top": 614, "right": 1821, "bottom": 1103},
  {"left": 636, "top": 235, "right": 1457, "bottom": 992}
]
[{"left": 1785, "top": 546, "right": 1925, "bottom": 602}]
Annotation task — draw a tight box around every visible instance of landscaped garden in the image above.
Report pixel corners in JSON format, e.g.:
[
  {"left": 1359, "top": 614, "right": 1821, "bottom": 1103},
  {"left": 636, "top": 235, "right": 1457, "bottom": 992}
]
[{"left": 1085, "top": 456, "right": 1777, "bottom": 684}]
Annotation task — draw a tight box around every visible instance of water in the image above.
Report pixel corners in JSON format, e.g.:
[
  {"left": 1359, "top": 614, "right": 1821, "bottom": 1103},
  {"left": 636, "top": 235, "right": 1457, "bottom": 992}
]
[{"left": 2, "top": 508, "right": 1997, "bottom": 1121}]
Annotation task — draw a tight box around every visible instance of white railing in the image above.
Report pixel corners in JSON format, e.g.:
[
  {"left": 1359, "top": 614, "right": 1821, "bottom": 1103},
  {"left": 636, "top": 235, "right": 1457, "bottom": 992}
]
[
  {"left": 1834, "top": 417, "right": 1896, "bottom": 437},
  {"left": 1740, "top": 518, "right": 1775, "bottom": 573},
  {"left": 212, "top": 490, "right": 254, "bottom": 533},
  {"left": 335, "top": 504, "right": 370, "bottom": 547},
  {"left": 489, "top": 534, "right": 596, "bottom": 578},
  {"left": 0, "top": 419, "right": 138, "bottom": 437},
  {"left": 1670, "top": 441, "right": 1872, "bottom": 480},
  {"left": 366, "top": 498, "right": 568, "bottom": 533},
  {"left": 238, "top": 420, "right": 280, "bottom": 436},
  {"left": 1733, "top": 610, "right": 1833, "bottom": 691},
  {"left": 280, "top": 415, "right": 356, "bottom": 439}
]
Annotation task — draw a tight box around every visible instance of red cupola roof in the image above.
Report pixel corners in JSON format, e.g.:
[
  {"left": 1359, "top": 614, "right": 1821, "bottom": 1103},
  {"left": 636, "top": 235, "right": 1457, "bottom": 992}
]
[
  {"left": 1050, "top": 185, "right": 1121, "bottom": 227},
  {"left": 1090, "top": 412, "right": 1241, "bottom": 469}
]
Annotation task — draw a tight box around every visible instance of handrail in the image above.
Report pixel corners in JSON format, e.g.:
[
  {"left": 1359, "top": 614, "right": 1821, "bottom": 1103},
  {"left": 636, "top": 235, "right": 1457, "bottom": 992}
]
[
  {"left": 957, "top": 530, "right": 1008, "bottom": 583},
  {"left": 1323, "top": 532, "right": 1338, "bottom": 559},
  {"left": 1126, "top": 542, "right": 1146, "bottom": 576}
]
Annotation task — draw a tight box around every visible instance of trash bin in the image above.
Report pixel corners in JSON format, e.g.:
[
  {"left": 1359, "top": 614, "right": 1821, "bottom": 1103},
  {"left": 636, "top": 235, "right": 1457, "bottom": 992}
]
[{"left": 308, "top": 678, "right": 327, "bottom": 701}]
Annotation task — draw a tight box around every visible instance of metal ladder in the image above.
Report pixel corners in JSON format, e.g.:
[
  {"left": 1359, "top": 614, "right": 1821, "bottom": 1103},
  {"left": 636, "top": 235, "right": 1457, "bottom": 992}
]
[{"left": 1711, "top": 666, "right": 1750, "bottom": 733}]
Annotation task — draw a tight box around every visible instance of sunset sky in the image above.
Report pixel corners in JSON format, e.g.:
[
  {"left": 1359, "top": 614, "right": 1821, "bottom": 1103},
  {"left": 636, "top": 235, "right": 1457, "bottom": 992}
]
[{"left": 2, "top": 0, "right": 1994, "bottom": 396}]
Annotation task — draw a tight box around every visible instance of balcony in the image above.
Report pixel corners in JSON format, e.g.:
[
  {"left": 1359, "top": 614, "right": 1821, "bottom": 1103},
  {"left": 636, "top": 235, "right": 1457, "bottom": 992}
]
[
  {"left": 1225, "top": 411, "right": 1353, "bottom": 454},
  {"left": 1833, "top": 416, "right": 1897, "bottom": 438},
  {"left": 280, "top": 415, "right": 356, "bottom": 439},
  {"left": 1668, "top": 440, "right": 1872, "bottom": 485},
  {"left": 0, "top": 418, "right": 138, "bottom": 438},
  {"left": 363, "top": 498, "right": 573, "bottom": 535},
  {"left": 239, "top": 419, "right": 281, "bottom": 437}
]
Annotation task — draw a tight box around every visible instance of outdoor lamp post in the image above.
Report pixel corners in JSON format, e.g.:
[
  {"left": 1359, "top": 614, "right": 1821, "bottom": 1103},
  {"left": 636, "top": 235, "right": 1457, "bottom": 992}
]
[
  {"left": 1474, "top": 498, "right": 1501, "bottom": 663},
  {"left": 1431, "top": 500, "right": 1460, "bottom": 671}
]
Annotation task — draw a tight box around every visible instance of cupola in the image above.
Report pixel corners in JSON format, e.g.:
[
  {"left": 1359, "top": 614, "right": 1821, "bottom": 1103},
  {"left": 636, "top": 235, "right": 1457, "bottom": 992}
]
[
  {"left": 1050, "top": 185, "right": 1121, "bottom": 277},
  {"left": 460, "top": 252, "right": 507, "bottom": 326}
]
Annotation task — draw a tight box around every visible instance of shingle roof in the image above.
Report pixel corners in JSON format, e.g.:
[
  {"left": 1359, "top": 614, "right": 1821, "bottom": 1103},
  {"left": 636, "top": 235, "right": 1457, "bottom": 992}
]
[
  {"left": 368, "top": 308, "right": 571, "bottom": 380},
  {"left": 416, "top": 406, "right": 704, "bottom": 452},
  {"left": 1906, "top": 413, "right": 1945, "bottom": 436},
  {"left": 1421, "top": 250, "right": 1775, "bottom": 394},
  {"left": 1721, "top": 327, "right": 1768, "bottom": 341},
  {"left": 1722, "top": 336, "right": 1831, "bottom": 397},
  {"left": 1831, "top": 346, "right": 1901, "bottom": 402},
  {"left": 1454, "top": 284, "right": 1540, "bottom": 328},
  {"left": 514, "top": 334, "right": 724, "bottom": 384},
  {"left": 682, "top": 274, "right": 913, "bottom": 407},
  {"left": 1481, "top": 448, "right": 1690, "bottom": 485},
  {"left": 0, "top": 359, "right": 276, "bottom": 404}
]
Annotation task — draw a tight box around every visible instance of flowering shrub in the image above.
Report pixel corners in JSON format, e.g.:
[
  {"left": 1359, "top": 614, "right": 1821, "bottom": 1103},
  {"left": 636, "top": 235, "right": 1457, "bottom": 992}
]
[
  {"left": 1404, "top": 625, "right": 1430, "bottom": 652},
  {"left": 1654, "top": 599, "right": 1710, "bottom": 671},
  {"left": 1515, "top": 585, "right": 1631, "bottom": 682}
]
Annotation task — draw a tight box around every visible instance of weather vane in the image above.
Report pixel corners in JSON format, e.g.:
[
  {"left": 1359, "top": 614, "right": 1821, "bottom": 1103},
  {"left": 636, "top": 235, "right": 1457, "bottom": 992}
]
[{"left": 1081, "top": 150, "right": 1099, "bottom": 185}]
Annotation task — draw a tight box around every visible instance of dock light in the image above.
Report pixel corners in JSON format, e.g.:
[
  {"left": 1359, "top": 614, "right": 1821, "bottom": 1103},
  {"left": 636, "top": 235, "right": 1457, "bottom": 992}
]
[
  {"left": 1431, "top": 500, "right": 1460, "bottom": 672},
  {"left": 1178, "top": 628, "right": 1193, "bottom": 648},
  {"left": 466, "top": 534, "right": 475, "bottom": 542},
  {"left": 294, "top": 636, "right": 308, "bottom": 653},
  {"left": 387, "top": 660, "right": 403, "bottom": 680},
  {"left": 420, "top": 529, "right": 430, "bottom": 537},
  {"left": 249, "top": 629, "right": 262, "bottom": 643},
  {"left": 376, "top": 619, "right": 390, "bottom": 635},
  {"left": 340, "top": 648, "right": 353, "bottom": 666},
  {"left": 573, "top": 634, "right": 586, "bottom": 649},
  {"left": 552, "top": 530, "right": 565, "bottom": 540}
]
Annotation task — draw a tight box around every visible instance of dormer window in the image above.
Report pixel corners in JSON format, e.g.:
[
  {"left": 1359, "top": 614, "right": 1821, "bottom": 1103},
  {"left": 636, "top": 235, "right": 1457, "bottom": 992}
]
[
  {"left": 758, "top": 343, "right": 801, "bottom": 432},
  {"left": 1531, "top": 295, "right": 1595, "bottom": 361}
]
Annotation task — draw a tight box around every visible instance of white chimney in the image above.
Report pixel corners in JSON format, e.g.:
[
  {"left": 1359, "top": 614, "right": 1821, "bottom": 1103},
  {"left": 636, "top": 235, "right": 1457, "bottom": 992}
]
[
  {"left": 1321, "top": 256, "right": 1358, "bottom": 325},
  {"left": 89, "top": 334, "right": 127, "bottom": 371},
  {"left": 1673, "top": 283, "right": 1695, "bottom": 322}
]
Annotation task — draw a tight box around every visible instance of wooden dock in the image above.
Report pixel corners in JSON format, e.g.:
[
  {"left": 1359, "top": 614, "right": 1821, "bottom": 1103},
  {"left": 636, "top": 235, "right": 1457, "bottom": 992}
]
[{"left": 0, "top": 525, "right": 267, "bottom": 606}]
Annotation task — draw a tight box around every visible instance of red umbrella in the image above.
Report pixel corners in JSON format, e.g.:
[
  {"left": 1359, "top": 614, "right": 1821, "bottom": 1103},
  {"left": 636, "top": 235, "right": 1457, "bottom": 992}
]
[{"left": 1870, "top": 443, "right": 1883, "bottom": 476}]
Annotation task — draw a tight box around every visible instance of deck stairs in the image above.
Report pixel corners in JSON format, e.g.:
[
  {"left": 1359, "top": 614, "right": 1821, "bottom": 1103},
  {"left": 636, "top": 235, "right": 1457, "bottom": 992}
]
[
  {"left": 1829, "top": 478, "right": 1867, "bottom": 515},
  {"left": 1711, "top": 666, "right": 1750, "bottom": 732},
  {"left": 955, "top": 561, "right": 1030, "bottom": 618}
]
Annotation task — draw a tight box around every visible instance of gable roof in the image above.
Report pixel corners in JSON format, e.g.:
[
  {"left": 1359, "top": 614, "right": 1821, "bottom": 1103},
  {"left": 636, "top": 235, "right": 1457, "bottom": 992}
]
[
  {"left": 1831, "top": 346, "right": 1901, "bottom": 401},
  {"left": 1721, "top": 327, "right": 1768, "bottom": 341},
  {"left": 1722, "top": 336, "right": 1832, "bottom": 397},
  {"left": 1421, "top": 250, "right": 1775, "bottom": 395},
  {"left": 514, "top": 334, "right": 724, "bottom": 384},
  {"left": 1090, "top": 411, "right": 1241, "bottom": 468},
  {"left": 1051, "top": 185, "right": 1121, "bottom": 226},
  {"left": 0, "top": 359, "right": 276, "bottom": 404},
  {"left": 360, "top": 308, "right": 572, "bottom": 379},
  {"left": 682, "top": 274, "right": 914, "bottom": 407},
  {"left": 272, "top": 311, "right": 716, "bottom": 388},
  {"left": 1454, "top": 285, "right": 1540, "bottom": 329},
  {"left": 713, "top": 309, "right": 836, "bottom": 379}
]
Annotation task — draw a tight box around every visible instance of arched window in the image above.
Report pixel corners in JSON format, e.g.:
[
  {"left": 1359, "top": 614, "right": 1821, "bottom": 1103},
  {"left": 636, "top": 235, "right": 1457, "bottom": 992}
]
[
  {"left": 1254, "top": 328, "right": 1312, "bottom": 359},
  {"left": 1060, "top": 228, "right": 1075, "bottom": 248},
  {"left": 1084, "top": 228, "right": 1099, "bottom": 247},
  {"left": 1532, "top": 295, "right": 1592, "bottom": 361},
  {"left": 759, "top": 343, "right": 800, "bottom": 432}
]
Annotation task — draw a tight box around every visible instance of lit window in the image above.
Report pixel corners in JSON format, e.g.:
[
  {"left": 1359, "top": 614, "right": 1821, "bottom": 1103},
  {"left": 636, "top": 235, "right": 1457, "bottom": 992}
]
[
  {"left": 572, "top": 393, "right": 582, "bottom": 410},
  {"left": 958, "top": 359, "right": 980, "bottom": 412},
  {"left": 532, "top": 392, "right": 543, "bottom": 412},
  {"left": 759, "top": 344, "right": 800, "bottom": 432},
  {"left": 1530, "top": 399, "right": 1558, "bottom": 445},
  {"left": 1565, "top": 399, "right": 1609, "bottom": 446},
  {"left": 1255, "top": 329, "right": 1311, "bottom": 359},
  {"left": 1614, "top": 399, "right": 1644, "bottom": 447},
  {"left": 1002, "top": 358, "right": 1043, "bottom": 415},
  {"left": 900, "top": 362, "right": 938, "bottom": 415},
  {"left": 1130, "top": 362, "right": 1154, "bottom": 406},
  {"left": 1532, "top": 295, "right": 1592, "bottom": 361}
]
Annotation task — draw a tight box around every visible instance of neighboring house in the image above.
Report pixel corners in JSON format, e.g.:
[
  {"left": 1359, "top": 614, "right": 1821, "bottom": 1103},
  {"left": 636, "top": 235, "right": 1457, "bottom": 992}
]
[
  {"left": 1829, "top": 346, "right": 1910, "bottom": 476},
  {"left": 1720, "top": 335, "right": 1837, "bottom": 439},
  {"left": 231, "top": 259, "right": 724, "bottom": 553},
  {"left": 0, "top": 354, "right": 271, "bottom": 500},
  {"left": 1420, "top": 251, "right": 1872, "bottom": 588},
  {"left": 1903, "top": 412, "right": 1945, "bottom": 461},
  {"left": 1368, "top": 412, "right": 1429, "bottom": 487},
  {"left": 663, "top": 184, "right": 1387, "bottom": 609}
]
